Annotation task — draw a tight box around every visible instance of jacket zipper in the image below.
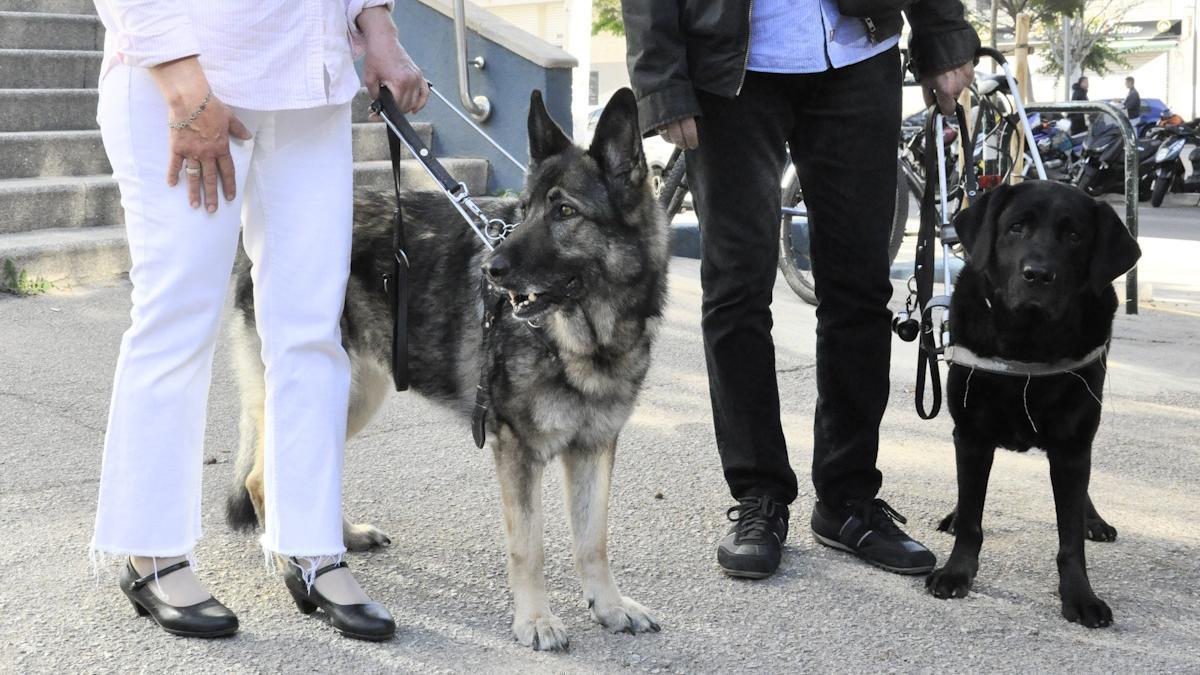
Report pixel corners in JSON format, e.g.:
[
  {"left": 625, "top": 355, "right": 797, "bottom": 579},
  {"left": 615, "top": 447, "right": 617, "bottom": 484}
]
[
  {"left": 735, "top": 0, "right": 755, "bottom": 96},
  {"left": 864, "top": 17, "right": 878, "bottom": 44}
]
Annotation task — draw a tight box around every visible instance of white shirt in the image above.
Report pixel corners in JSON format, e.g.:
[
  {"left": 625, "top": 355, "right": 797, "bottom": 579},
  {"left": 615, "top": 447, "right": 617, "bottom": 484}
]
[{"left": 94, "top": 0, "right": 393, "bottom": 110}]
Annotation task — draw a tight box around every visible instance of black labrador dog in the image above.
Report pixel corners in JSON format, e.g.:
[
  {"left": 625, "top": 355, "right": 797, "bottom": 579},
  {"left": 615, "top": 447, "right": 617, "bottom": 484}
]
[{"left": 925, "top": 181, "right": 1141, "bottom": 628}]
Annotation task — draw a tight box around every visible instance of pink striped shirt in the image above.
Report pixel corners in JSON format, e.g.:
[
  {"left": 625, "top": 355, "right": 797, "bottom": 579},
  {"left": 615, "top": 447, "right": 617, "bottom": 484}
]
[{"left": 93, "top": 0, "right": 393, "bottom": 110}]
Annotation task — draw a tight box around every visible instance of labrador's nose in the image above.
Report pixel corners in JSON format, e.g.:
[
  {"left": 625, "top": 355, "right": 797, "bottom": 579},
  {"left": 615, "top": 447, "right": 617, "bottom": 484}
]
[{"left": 1021, "top": 264, "right": 1056, "bottom": 285}]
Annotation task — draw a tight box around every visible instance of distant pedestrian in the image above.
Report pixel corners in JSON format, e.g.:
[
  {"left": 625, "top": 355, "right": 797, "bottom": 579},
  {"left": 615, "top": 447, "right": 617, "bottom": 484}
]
[
  {"left": 1124, "top": 76, "right": 1141, "bottom": 119},
  {"left": 1069, "top": 76, "right": 1088, "bottom": 135}
]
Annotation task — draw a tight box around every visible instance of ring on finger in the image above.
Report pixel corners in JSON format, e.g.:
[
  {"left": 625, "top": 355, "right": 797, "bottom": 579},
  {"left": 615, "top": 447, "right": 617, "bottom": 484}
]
[{"left": 185, "top": 160, "right": 202, "bottom": 177}]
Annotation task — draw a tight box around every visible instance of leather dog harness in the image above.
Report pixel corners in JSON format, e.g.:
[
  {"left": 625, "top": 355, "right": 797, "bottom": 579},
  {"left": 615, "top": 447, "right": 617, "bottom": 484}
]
[
  {"left": 371, "top": 86, "right": 554, "bottom": 449},
  {"left": 944, "top": 344, "right": 1107, "bottom": 377}
]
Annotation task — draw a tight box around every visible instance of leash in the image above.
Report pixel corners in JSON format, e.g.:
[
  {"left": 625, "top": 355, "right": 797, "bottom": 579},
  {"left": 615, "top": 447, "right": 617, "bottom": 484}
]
[
  {"left": 370, "top": 85, "right": 556, "bottom": 448},
  {"left": 911, "top": 103, "right": 976, "bottom": 420}
]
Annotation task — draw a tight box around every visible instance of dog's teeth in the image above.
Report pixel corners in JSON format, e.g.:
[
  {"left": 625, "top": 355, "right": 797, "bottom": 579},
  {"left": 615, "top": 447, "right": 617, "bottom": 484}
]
[
  {"left": 529, "top": 293, "right": 538, "bottom": 302},
  {"left": 508, "top": 291, "right": 518, "bottom": 303}
]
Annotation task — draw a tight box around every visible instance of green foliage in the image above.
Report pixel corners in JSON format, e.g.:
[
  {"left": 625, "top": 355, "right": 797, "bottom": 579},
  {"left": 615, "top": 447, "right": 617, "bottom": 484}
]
[
  {"left": 592, "top": 0, "right": 624, "bottom": 36},
  {"left": 1039, "top": 3, "right": 1131, "bottom": 80},
  {"left": 1, "top": 259, "right": 53, "bottom": 296}
]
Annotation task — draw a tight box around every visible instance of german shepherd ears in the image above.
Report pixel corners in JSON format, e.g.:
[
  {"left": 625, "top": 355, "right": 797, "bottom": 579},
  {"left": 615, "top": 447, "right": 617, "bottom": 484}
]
[
  {"left": 527, "top": 88, "right": 647, "bottom": 195},
  {"left": 954, "top": 184, "right": 1142, "bottom": 294},
  {"left": 527, "top": 90, "right": 572, "bottom": 163}
]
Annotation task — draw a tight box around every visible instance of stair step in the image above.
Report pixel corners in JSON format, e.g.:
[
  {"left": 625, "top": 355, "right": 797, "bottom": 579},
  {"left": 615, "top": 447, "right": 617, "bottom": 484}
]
[
  {"left": 0, "top": 11, "right": 103, "bottom": 50},
  {"left": 0, "top": 158, "right": 489, "bottom": 234},
  {"left": 0, "top": 225, "right": 128, "bottom": 288},
  {"left": 2, "top": 87, "right": 391, "bottom": 132},
  {"left": 0, "top": 0, "right": 96, "bottom": 14},
  {"left": 0, "top": 49, "right": 102, "bottom": 89},
  {"left": 0, "top": 123, "right": 431, "bottom": 179},
  {"left": 0, "top": 89, "right": 98, "bottom": 131}
]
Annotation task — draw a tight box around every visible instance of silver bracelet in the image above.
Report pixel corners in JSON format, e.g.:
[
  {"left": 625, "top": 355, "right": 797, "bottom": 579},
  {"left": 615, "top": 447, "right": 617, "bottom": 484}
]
[{"left": 167, "top": 90, "right": 213, "bottom": 130}]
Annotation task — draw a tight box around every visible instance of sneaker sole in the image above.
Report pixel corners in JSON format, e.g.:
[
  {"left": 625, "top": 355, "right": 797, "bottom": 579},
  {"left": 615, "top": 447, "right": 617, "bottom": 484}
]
[
  {"left": 811, "top": 531, "right": 935, "bottom": 575},
  {"left": 718, "top": 564, "right": 774, "bottom": 580}
]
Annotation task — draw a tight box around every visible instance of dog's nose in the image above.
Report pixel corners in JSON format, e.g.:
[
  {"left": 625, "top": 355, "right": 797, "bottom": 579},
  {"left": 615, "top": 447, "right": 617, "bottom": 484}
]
[
  {"left": 484, "top": 254, "right": 511, "bottom": 281},
  {"left": 1021, "top": 264, "right": 1056, "bottom": 285}
]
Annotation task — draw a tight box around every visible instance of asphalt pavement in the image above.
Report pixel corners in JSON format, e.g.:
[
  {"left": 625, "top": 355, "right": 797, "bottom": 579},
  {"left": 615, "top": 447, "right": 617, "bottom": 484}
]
[{"left": 1, "top": 206, "right": 1199, "bottom": 673}]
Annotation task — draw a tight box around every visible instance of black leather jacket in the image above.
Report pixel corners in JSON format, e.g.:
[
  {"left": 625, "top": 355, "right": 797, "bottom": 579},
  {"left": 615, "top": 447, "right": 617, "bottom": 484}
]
[{"left": 622, "top": 0, "right": 981, "bottom": 135}]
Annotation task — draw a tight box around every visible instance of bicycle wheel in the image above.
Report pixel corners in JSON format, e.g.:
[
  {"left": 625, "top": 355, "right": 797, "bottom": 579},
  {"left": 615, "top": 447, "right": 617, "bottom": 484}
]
[
  {"left": 778, "top": 160, "right": 909, "bottom": 307},
  {"left": 658, "top": 149, "right": 690, "bottom": 218}
]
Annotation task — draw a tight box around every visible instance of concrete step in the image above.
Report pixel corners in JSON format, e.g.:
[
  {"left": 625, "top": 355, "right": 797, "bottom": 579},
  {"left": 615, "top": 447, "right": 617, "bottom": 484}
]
[
  {"left": 0, "top": 11, "right": 103, "bottom": 50},
  {"left": 0, "top": 49, "right": 102, "bottom": 89},
  {"left": 0, "top": 89, "right": 98, "bottom": 131},
  {"left": 0, "top": 123, "right": 430, "bottom": 179},
  {"left": 0, "top": 225, "right": 128, "bottom": 288},
  {"left": 0, "top": 0, "right": 95, "bottom": 14},
  {"left": 0, "top": 158, "right": 489, "bottom": 234},
  {"left": 2, "top": 87, "right": 391, "bottom": 132}
]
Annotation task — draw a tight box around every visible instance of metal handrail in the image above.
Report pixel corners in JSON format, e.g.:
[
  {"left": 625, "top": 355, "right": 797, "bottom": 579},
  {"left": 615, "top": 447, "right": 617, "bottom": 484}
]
[
  {"left": 453, "top": 0, "right": 491, "bottom": 122},
  {"left": 1025, "top": 101, "right": 1139, "bottom": 314}
]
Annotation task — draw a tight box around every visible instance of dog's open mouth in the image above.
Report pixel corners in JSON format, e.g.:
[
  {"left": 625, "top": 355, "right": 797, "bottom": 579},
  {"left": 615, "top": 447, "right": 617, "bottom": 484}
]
[{"left": 507, "top": 289, "right": 559, "bottom": 322}]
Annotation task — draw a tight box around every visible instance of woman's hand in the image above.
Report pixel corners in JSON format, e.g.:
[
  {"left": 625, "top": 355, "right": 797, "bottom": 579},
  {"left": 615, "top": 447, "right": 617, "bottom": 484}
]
[
  {"left": 358, "top": 6, "right": 429, "bottom": 113},
  {"left": 150, "top": 56, "right": 252, "bottom": 212}
]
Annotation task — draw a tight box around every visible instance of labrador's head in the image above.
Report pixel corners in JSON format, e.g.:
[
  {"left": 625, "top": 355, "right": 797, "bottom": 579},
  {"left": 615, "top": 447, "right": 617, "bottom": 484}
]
[{"left": 953, "top": 181, "right": 1141, "bottom": 320}]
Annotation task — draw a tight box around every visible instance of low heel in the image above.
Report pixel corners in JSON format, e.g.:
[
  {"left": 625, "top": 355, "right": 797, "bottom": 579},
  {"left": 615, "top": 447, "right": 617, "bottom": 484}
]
[
  {"left": 130, "top": 597, "right": 149, "bottom": 617},
  {"left": 287, "top": 585, "right": 318, "bottom": 615}
]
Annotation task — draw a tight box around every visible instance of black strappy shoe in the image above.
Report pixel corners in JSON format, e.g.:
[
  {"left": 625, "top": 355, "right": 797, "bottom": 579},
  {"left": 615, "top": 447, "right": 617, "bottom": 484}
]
[
  {"left": 119, "top": 559, "right": 238, "bottom": 638},
  {"left": 283, "top": 559, "right": 396, "bottom": 641}
]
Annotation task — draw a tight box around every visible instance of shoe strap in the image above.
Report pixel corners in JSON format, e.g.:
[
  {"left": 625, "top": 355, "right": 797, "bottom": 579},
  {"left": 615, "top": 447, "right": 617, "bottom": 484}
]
[
  {"left": 312, "top": 560, "right": 349, "bottom": 579},
  {"left": 129, "top": 559, "right": 191, "bottom": 590}
]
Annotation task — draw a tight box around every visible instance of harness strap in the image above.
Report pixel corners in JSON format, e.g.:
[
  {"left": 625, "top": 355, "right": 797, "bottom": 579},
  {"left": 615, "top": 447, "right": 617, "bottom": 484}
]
[
  {"left": 913, "top": 104, "right": 976, "bottom": 420},
  {"left": 381, "top": 90, "right": 411, "bottom": 392},
  {"left": 945, "top": 344, "right": 1107, "bottom": 377}
]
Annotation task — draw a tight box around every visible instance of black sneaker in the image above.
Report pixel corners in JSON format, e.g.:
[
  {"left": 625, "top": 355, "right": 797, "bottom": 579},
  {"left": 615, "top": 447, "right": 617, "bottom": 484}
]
[
  {"left": 811, "top": 498, "right": 936, "bottom": 575},
  {"left": 717, "top": 496, "right": 789, "bottom": 579}
]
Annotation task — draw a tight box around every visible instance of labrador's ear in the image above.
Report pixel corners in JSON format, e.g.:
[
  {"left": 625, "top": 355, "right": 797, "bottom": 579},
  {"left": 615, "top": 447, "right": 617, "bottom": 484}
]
[
  {"left": 954, "top": 183, "right": 1012, "bottom": 271},
  {"left": 587, "top": 88, "right": 647, "bottom": 196},
  {"left": 527, "top": 90, "right": 572, "bottom": 164},
  {"left": 1088, "top": 199, "right": 1141, "bottom": 294}
]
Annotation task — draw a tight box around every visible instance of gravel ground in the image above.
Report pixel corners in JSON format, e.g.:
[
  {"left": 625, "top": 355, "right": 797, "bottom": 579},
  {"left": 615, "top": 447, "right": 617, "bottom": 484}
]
[{"left": 1, "top": 254, "right": 1198, "bottom": 674}]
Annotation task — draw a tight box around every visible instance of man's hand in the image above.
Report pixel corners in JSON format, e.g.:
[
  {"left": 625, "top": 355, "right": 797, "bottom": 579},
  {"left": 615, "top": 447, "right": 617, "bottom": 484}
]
[
  {"left": 358, "top": 6, "right": 429, "bottom": 113},
  {"left": 922, "top": 62, "right": 974, "bottom": 115},
  {"left": 151, "top": 56, "right": 252, "bottom": 213},
  {"left": 659, "top": 117, "right": 698, "bottom": 150}
]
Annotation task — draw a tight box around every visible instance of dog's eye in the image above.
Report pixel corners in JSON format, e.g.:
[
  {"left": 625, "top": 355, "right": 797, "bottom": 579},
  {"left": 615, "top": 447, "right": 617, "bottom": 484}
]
[
  {"left": 1067, "top": 229, "right": 1082, "bottom": 242},
  {"left": 557, "top": 204, "right": 577, "bottom": 219},
  {"left": 1007, "top": 222, "right": 1025, "bottom": 234}
]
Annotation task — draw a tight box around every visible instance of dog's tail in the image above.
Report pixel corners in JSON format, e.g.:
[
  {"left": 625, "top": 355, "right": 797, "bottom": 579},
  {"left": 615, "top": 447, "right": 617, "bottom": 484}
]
[{"left": 225, "top": 305, "right": 264, "bottom": 533}]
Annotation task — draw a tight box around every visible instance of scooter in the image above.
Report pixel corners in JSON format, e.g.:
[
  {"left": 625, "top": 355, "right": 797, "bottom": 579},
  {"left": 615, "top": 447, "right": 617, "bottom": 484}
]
[
  {"left": 1149, "top": 121, "right": 1200, "bottom": 207},
  {"left": 1075, "top": 115, "right": 1161, "bottom": 200}
]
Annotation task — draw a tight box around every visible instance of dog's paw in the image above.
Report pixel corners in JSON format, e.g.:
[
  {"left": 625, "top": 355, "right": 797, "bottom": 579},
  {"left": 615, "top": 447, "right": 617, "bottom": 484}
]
[
  {"left": 343, "top": 521, "right": 391, "bottom": 551},
  {"left": 937, "top": 510, "right": 958, "bottom": 534},
  {"left": 1085, "top": 517, "right": 1118, "bottom": 543},
  {"left": 925, "top": 566, "right": 974, "bottom": 599},
  {"left": 512, "top": 613, "right": 570, "bottom": 651},
  {"left": 1062, "top": 593, "right": 1113, "bottom": 628},
  {"left": 589, "top": 596, "right": 661, "bottom": 635}
]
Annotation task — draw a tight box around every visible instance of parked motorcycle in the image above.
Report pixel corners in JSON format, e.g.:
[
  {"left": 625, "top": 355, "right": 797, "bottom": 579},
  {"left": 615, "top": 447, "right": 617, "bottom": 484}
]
[
  {"left": 1075, "top": 115, "right": 1161, "bottom": 200},
  {"left": 1030, "top": 115, "right": 1084, "bottom": 182},
  {"left": 1149, "top": 120, "right": 1200, "bottom": 207}
]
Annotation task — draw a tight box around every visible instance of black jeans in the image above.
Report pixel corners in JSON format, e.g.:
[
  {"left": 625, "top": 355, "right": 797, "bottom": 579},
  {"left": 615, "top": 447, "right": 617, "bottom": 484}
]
[{"left": 686, "top": 47, "right": 901, "bottom": 507}]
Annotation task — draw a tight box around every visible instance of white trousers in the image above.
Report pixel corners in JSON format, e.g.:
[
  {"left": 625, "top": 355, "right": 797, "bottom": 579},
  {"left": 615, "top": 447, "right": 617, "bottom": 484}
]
[{"left": 91, "top": 65, "right": 353, "bottom": 559}]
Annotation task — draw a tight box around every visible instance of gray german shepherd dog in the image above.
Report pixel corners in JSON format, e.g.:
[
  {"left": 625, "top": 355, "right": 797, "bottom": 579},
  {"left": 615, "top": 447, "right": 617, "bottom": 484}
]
[{"left": 225, "top": 88, "right": 668, "bottom": 650}]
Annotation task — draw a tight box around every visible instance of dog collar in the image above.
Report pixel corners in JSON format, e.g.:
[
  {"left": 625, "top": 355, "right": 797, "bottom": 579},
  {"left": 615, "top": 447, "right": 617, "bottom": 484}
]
[{"left": 944, "top": 344, "right": 1107, "bottom": 377}]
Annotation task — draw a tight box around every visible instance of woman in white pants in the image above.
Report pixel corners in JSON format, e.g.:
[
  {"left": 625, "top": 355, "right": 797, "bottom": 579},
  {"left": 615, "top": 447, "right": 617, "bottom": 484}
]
[{"left": 89, "top": 0, "right": 429, "bottom": 641}]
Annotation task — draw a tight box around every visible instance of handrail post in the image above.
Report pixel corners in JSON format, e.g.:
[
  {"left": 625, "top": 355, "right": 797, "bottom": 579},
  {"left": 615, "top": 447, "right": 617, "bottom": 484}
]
[
  {"left": 1025, "top": 100, "right": 1139, "bottom": 314},
  {"left": 453, "top": 0, "right": 492, "bottom": 122}
]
